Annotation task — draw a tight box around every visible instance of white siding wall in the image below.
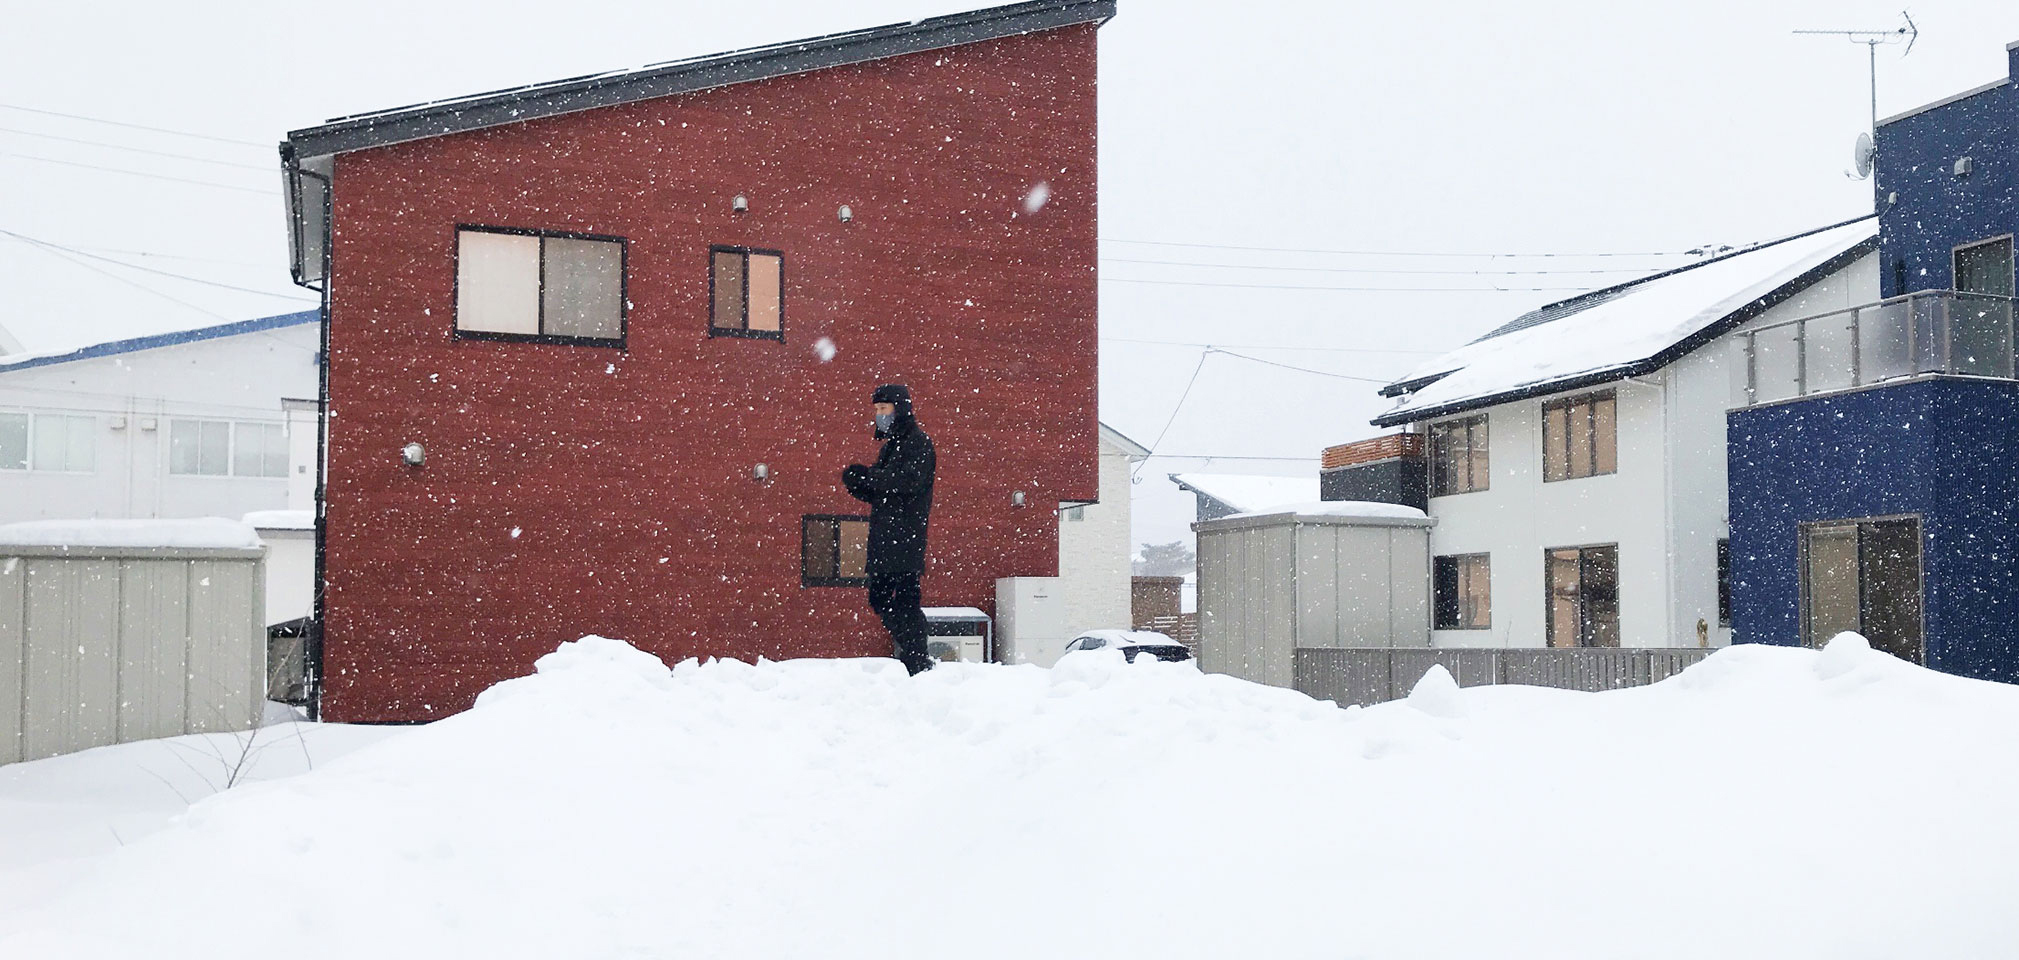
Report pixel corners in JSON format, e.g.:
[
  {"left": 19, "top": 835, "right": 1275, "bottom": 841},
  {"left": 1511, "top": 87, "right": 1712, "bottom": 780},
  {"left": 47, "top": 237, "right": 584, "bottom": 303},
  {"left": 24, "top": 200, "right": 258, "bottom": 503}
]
[
  {"left": 0, "top": 325, "right": 320, "bottom": 525},
  {"left": 1425, "top": 251, "right": 1878, "bottom": 649},
  {"left": 1057, "top": 435, "right": 1137, "bottom": 636}
]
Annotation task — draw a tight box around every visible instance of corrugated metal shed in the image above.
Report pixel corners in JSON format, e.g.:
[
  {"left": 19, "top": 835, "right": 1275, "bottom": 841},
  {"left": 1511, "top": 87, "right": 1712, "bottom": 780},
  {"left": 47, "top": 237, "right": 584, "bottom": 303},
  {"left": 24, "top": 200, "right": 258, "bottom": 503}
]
[
  {"left": 0, "top": 520, "right": 266, "bottom": 765},
  {"left": 1193, "top": 503, "right": 1432, "bottom": 689}
]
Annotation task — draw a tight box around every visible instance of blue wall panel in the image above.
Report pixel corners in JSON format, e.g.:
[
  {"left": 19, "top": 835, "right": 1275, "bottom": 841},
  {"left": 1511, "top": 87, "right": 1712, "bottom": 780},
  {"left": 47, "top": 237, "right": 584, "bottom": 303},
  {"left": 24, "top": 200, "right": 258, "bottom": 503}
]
[
  {"left": 1727, "top": 377, "right": 2019, "bottom": 682},
  {"left": 1875, "top": 55, "right": 2017, "bottom": 297}
]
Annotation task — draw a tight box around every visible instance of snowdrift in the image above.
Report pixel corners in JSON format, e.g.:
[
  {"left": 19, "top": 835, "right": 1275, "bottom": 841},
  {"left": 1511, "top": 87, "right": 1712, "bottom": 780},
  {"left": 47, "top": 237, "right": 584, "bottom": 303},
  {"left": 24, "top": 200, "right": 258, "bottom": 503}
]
[{"left": 5, "top": 633, "right": 2019, "bottom": 960}]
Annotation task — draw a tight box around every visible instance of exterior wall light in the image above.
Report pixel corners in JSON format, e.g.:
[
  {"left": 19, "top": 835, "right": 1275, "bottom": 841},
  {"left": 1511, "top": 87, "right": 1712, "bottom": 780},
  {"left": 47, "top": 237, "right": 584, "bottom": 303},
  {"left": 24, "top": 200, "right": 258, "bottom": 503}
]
[
  {"left": 837, "top": 205, "right": 854, "bottom": 223},
  {"left": 401, "top": 442, "right": 425, "bottom": 467},
  {"left": 1955, "top": 156, "right": 1975, "bottom": 178},
  {"left": 1011, "top": 490, "right": 1027, "bottom": 507},
  {"left": 753, "top": 463, "right": 770, "bottom": 481},
  {"left": 733, "top": 194, "right": 749, "bottom": 212}
]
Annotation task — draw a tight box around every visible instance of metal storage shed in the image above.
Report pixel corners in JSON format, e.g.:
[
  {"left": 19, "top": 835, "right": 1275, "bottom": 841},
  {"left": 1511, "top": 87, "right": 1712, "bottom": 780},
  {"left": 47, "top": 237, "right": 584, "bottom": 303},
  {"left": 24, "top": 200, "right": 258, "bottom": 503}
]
[
  {"left": 1194, "top": 501, "right": 1432, "bottom": 689},
  {"left": 0, "top": 519, "right": 267, "bottom": 765}
]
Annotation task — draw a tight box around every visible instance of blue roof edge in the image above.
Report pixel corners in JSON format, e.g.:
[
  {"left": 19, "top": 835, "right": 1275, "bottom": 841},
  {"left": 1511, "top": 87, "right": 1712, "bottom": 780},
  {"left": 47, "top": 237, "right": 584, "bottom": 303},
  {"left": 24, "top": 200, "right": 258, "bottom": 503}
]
[{"left": 0, "top": 310, "right": 320, "bottom": 374}]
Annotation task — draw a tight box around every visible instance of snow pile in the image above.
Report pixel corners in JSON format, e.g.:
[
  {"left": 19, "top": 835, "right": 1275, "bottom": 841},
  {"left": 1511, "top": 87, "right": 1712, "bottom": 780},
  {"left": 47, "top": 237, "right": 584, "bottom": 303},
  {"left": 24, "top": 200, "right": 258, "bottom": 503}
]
[
  {"left": 0, "top": 517, "right": 262, "bottom": 551},
  {"left": 5, "top": 634, "right": 2019, "bottom": 959},
  {"left": 241, "top": 509, "right": 316, "bottom": 531}
]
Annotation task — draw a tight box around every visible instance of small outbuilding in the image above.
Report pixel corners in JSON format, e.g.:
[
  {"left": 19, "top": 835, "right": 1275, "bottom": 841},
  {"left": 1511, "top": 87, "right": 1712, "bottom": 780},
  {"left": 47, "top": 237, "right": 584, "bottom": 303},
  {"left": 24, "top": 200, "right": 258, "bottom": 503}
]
[{"left": 1193, "top": 501, "right": 1431, "bottom": 689}]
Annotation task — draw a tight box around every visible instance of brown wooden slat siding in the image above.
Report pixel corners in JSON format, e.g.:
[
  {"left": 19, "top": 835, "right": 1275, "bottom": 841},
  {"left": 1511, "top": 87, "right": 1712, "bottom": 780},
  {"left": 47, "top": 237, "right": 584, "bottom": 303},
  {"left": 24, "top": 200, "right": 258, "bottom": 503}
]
[{"left": 1322, "top": 433, "right": 1425, "bottom": 470}]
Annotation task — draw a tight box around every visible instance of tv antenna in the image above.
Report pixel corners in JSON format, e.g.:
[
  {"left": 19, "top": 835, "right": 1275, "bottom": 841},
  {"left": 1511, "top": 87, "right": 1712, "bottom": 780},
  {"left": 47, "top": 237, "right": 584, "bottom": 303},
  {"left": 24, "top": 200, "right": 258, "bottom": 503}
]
[{"left": 1795, "top": 11, "right": 1917, "bottom": 179}]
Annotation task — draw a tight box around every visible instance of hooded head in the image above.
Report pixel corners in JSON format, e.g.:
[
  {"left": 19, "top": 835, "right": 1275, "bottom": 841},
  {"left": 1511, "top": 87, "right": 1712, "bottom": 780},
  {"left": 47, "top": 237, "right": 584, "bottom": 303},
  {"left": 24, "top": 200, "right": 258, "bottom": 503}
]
[{"left": 872, "top": 383, "right": 912, "bottom": 438}]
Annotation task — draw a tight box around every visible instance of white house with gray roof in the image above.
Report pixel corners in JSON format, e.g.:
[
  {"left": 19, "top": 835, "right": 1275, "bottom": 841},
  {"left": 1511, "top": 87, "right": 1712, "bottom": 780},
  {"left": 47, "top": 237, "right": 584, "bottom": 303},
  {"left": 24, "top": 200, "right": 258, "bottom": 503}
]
[
  {"left": 1366, "top": 218, "right": 1877, "bottom": 651},
  {"left": 0, "top": 311, "right": 319, "bottom": 527}
]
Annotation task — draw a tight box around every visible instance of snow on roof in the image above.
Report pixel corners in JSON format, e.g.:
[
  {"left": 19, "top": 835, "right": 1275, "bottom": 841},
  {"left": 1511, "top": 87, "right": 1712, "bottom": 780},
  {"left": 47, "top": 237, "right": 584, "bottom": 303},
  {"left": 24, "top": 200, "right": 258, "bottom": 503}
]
[
  {"left": 1372, "top": 218, "right": 1877, "bottom": 427},
  {"left": 923, "top": 607, "right": 989, "bottom": 619},
  {"left": 0, "top": 518, "right": 263, "bottom": 551},
  {"left": 1223, "top": 500, "right": 1429, "bottom": 522},
  {"left": 1168, "top": 473, "right": 1319, "bottom": 513},
  {"left": 0, "top": 310, "right": 318, "bottom": 374}
]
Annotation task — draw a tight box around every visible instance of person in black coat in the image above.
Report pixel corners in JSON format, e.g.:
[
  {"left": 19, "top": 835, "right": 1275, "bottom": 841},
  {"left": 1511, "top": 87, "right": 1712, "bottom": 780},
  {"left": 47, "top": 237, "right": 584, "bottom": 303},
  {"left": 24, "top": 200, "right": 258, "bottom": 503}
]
[{"left": 842, "top": 384, "right": 937, "bottom": 675}]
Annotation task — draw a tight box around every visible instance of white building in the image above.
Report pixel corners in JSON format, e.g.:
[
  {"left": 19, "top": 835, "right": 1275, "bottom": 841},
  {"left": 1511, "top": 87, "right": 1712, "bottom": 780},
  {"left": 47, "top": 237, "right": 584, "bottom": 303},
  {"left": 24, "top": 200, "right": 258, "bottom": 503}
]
[
  {"left": 1056, "top": 424, "right": 1150, "bottom": 639},
  {"left": 1368, "top": 218, "right": 1877, "bottom": 650},
  {"left": 0, "top": 311, "right": 319, "bottom": 526}
]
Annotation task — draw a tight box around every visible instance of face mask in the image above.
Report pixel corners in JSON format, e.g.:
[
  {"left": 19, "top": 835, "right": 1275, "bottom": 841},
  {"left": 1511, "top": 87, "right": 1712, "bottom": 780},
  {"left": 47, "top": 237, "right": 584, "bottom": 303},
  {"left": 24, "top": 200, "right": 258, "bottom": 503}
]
[{"left": 874, "top": 413, "right": 896, "bottom": 434}]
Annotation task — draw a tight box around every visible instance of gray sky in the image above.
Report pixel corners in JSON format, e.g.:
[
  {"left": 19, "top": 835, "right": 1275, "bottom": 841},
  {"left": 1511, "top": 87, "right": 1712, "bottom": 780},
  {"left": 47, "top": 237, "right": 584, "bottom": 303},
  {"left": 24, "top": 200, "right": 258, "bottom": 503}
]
[{"left": 4, "top": 0, "right": 2017, "bottom": 552}]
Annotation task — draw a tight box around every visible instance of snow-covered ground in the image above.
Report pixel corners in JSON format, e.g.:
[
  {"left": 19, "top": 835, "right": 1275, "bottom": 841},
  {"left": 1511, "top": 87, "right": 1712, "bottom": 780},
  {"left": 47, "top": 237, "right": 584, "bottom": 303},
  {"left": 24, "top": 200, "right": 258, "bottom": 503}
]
[{"left": 3, "top": 633, "right": 2016, "bottom": 959}]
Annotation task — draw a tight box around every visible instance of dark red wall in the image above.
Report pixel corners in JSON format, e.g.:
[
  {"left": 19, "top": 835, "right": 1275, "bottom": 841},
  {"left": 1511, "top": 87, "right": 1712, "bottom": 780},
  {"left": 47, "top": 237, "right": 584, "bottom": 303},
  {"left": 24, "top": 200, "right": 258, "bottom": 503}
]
[{"left": 321, "top": 25, "right": 1100, "bottom": 722}]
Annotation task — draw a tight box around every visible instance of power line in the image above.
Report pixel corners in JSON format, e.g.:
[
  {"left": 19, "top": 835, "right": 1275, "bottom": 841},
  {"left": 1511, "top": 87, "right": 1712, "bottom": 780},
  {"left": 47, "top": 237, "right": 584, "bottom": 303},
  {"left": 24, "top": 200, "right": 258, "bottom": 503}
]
[
  {"left": 1100, "top": 336, "right": 1441, "bottom": 355},
  {"left": 3, "top": 230, "right": 235, "bottom": 324},
  {"left": 1145, "top": 453, "right": 1322, "bottom": 462},
  {"left": 0, "top": 102, "right": 268, "bottom": 148},
  {"left": 1101, "top": 256, "right": 1649, "bottom": 277},
  {"left": 1102, "top": 275, "right": 1591, "bottom": 293},
  {"left": 54, "top": 245, "right": 275, "bottom": 269},
  {"left": 1132, "top": 350, "right": 1213, "bottom": 482},
  {"left": 1100, "top": 237, "right": 1707, "bottom": 259},
  {"left": 0, "top": 126, "right": 273, "bottom": 171},
  {"left": 0, "top": 230, "right": 312, "bottom": 303},
  {"left": 1208, "top": 349, "right": 1394, "bottom": 384},
  {"left": 0, "top": 152, "right": 279, "bottom": 195}
]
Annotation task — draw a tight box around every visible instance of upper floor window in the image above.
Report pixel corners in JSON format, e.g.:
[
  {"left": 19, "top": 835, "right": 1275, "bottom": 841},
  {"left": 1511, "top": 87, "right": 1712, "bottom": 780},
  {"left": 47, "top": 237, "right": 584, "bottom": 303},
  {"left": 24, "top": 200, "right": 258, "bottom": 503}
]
[
  {"left": 1429, "top": 414, "right": 1488, "bottom": 497},
  {"left": 1954, "top": 236, "right": 2014, "bottom": 298},
  {"left": 0, "top": 413, "right": 93, "bottom": 473},
  {"left": 711, "top": 246, "right": 784, "bottom": 340},
  {"left": 455, "top": 226, "right": 625, "bottom": 346},
  {"left": 1542, "top": 390, "right": 1616, "bottom": 482},
  {"left": 170, "top": 419, "right": 286, "bottom": 478}
]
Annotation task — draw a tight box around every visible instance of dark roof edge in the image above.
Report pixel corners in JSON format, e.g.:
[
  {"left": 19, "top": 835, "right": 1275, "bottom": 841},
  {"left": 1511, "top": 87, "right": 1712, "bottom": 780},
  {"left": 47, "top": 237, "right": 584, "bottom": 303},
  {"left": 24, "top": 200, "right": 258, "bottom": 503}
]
[
  {"left": 285, "top": 0, "right": 1115, "bottom": 159},
  {"left": 0, "top": 310, "right": 319, "bottom": 375},
  {"left": 1368, "top": 232, "right": 1880, "bottom": 428}
]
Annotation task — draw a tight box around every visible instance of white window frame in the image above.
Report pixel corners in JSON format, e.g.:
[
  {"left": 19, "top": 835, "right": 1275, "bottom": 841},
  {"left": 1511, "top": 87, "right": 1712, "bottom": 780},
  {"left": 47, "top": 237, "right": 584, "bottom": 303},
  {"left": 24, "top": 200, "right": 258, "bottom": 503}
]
[
  {"left": 168, "top": 418, "right": 288, "bottom": 479},
  {"left": 0, "top": 412, "right": 95, "bottom": 474}
]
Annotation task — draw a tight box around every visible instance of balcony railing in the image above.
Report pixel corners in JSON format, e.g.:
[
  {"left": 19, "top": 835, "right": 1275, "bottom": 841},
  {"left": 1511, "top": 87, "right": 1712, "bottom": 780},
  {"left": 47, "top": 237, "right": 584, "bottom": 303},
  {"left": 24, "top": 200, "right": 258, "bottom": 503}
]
[{"left": 1739, "top": 289, "right": 2019, "bottom": 406}]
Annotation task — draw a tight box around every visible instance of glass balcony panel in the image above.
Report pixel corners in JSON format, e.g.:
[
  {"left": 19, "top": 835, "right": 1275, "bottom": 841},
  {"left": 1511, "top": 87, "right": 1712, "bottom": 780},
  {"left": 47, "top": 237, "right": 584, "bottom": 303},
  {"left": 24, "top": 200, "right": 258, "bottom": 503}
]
[
  {"left": 1752, "top": 323, "right": 1800, "bottom": 403},
  {"left": 1858, "top": 300, "right": 1913, "bottom": 384},
  {"left": 1912, "top": 295, "right": 1945, "bottom": 374},
  {"left": 1805, "top": 312, "right": 1856, "bottom": 394},
  {"left": 1949, "top": 293, "right": 2015, "bottom": 378}
]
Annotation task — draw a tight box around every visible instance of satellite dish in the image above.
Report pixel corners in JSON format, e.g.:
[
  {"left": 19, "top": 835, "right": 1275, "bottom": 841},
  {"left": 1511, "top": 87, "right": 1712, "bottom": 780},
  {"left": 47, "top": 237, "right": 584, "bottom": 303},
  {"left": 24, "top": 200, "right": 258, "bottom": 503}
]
[{"left": 1852, "top": 132, "right": 1876, "bottom": 179}]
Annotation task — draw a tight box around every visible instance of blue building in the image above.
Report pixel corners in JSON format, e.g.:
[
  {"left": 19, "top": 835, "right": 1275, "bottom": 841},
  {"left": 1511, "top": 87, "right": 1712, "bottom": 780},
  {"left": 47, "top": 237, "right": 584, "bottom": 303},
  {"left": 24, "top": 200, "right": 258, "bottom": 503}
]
[{"left": 1727, "top": 40, "right": 2019, "bottom": 680}]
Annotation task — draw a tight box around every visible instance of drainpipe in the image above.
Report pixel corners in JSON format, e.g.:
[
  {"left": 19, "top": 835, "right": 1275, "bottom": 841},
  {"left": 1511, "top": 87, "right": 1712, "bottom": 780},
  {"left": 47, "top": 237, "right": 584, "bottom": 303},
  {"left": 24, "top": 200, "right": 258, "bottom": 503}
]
[{"left": 282, "top": 146, "right": 332, "bottom": 721}]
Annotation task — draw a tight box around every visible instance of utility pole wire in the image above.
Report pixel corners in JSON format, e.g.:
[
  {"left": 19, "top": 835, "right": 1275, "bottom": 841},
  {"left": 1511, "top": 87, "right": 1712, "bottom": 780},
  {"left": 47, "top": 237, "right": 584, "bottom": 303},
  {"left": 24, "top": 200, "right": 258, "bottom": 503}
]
[
  {"left": 0, "top": 102, "right": 269, "bottom": 148},
  {"left": 1100, "top": 237, "right": 1710, "bottom": 259},
  {"left": 1100, "top": 256, "right": 1650, "bottom": 277},
  {"left": 0, "top": 125, "right": 274, "bottom": 171},
  {"left": 3, "top": 231, "right": 236, "bottom": 324},
  {"left": 0, "top": 230, "right": 313, "bottom": 303},
  {"left": 1103, "top": 275, "right": 1591, "bottom": 294},
  {"left": 1132, "top": 350, "right": 1214, "bottom": 482},
  {"left": 0, "top": 153, "right": 279, "bottom": 195}
]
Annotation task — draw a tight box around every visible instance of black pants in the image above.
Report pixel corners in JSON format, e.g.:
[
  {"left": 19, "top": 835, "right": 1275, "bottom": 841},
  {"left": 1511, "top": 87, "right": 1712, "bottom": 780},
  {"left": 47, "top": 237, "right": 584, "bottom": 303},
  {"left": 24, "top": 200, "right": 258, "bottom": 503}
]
[{"left": 867, "top": 572, "right": 933, "bottom": 675}]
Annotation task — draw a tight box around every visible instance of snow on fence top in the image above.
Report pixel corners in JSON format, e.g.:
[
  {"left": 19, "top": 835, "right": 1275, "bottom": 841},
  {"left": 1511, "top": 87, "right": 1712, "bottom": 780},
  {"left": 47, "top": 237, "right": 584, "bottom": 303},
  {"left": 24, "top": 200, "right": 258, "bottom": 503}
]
[
  {"left": 1211, "top": 499, "right": 1433, "bottom": 524},
  {"left": 0, "top": 518, "right": 263, "bottom": 552},
  {"left": 1373, "top": 217, "right": 1878, "bottom": 426}
]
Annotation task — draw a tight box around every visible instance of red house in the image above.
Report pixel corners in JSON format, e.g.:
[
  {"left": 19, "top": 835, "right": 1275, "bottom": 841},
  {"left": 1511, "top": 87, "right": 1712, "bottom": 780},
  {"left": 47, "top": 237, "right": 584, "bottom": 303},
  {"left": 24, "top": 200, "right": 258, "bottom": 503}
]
[{"left": 279, "top": 1, "right": 1115, "bottom": 722}]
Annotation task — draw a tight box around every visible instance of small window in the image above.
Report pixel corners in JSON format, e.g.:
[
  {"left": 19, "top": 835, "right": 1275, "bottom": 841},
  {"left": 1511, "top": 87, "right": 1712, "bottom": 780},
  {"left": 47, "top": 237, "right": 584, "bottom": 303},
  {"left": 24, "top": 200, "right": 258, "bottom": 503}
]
[
  {"left": 1546, "top": 544, "right": 1620, "bottom": 647},
  {"left": 454, "top": 226, "right": 626, "bottom": 346},
  {"left": 0, "top": 413, "right": 25, "bottom": 470},
  {"left": 1716, "top": 538, "right": 1731, "bottom": 628},
  {"left": 171, "top": 420, "right": 285, "bottom": 477},
  {"left": 1954, "top": 236, "right": 2015, "bottom": 298},
  {"left": 1542, "top": 390, "right": 1617, "bottom": 482},
  {"left": 710, "top": 246, "right": 785, "bottom": 339},
  {"left": 1062, "top": 505, "right": 1085, "bottom": 522},
  {"left": 1433, "top": 553, "right": 1491, "bottom": 629},
  {"left": 1429, "top": 414, "right": 1489, "bottom": 497},
  {"left": 27, "top": 415, "right": 94, "bottom": 473},
  {"left": 802, "top": 515, "right": 869, "bottom": 586}
]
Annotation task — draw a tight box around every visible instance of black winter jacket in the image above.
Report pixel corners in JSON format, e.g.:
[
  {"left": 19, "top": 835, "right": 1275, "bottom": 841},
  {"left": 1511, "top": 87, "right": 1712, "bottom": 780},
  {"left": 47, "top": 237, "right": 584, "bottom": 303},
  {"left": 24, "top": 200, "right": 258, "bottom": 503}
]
[{"left": 843, "top": 415, "right": 936, "bottom": 576}]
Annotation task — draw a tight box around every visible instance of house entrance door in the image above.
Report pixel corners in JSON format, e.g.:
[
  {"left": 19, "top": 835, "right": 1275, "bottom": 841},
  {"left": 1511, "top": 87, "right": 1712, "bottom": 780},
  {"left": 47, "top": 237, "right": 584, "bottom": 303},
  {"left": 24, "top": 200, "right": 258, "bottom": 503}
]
[{"left": 1800, "top": 517, "right": 1924, "bottom": 664}]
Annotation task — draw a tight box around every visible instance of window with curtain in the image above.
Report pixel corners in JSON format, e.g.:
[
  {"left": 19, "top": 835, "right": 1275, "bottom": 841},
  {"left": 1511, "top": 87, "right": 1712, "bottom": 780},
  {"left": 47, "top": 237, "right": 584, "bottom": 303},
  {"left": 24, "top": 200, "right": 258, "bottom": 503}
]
[
  {"left": 1428, "top": 414, "right": 1488, "bottom": 497},
  {"left": 1542, "top": 390, "right": 1617, "bottom": 482},
  {"left": 711, "top": 246, "right": 786, "bottom": 339},
  {"left": 455, "top": 227, "right": 626, "bottom": 345},
  {"left": 802, "top": 515, "right": 870, "bottom": 586},
  {"left": 1546, "top": 544, "right": 1620, "bottom": 648},
  {"left": 1433, "top": 553, "right": 1491, "bottom": 629}
]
